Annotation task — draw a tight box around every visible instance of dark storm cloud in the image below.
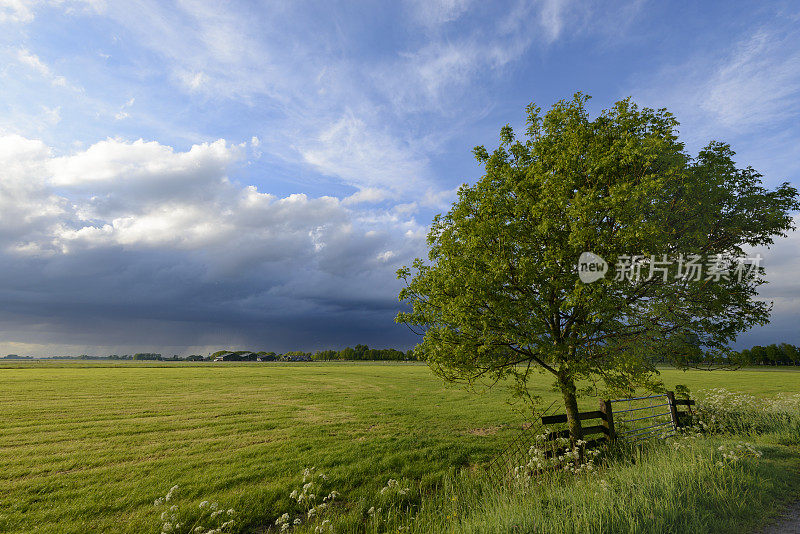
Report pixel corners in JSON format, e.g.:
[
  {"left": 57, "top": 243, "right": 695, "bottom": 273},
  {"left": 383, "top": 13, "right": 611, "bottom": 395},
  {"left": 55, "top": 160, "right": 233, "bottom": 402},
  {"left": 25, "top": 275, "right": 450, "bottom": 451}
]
[{"left": 0, "top": 135, "right": 425, "bottom": 355}]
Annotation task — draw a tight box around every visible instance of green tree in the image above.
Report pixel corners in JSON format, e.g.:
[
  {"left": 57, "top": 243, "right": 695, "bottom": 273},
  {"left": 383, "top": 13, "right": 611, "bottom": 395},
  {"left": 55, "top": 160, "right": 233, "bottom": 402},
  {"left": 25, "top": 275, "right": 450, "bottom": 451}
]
[
  {"left": 783, "top": 344, "right": 800, "bottom": 365},
  {"left": 397, "top": 94, "right": 798, "bottom": 440},
  {"left": 764, "top": 344, "right": 780, "bottom": 365},
  {"left": 736, "top": 348, "right": 753, "bottom": 366},
  {"left": 751, "top": 345, "right": 768, "bottom": 365}
]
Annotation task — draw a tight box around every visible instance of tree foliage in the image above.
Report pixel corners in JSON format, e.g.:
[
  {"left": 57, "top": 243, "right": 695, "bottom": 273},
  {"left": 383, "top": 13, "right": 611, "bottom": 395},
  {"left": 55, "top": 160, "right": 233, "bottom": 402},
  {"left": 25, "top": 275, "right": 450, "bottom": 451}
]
[
  {"left": 735, "top": 344, "right": 800, "bottom": 366},
  {"left": 396, "top": 94, "right": 798, "bottom": 438}
]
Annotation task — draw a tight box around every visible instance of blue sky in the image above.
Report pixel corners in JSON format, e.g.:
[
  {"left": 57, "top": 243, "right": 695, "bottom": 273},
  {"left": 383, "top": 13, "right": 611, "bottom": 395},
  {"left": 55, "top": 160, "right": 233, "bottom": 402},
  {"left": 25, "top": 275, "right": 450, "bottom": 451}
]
[{"left": 1, "top": 0, "right": 799, "bottom": 356}]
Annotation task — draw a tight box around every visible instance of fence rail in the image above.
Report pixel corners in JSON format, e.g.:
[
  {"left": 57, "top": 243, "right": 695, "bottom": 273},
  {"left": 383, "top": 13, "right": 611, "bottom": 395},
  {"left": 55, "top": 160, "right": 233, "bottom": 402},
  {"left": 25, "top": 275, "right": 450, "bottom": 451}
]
[
  {"left": 546, "top": 391, "right": 695, "bottom": 443},
  {"left": 487, "top": 391, "right": 696, "bottom": 483}
]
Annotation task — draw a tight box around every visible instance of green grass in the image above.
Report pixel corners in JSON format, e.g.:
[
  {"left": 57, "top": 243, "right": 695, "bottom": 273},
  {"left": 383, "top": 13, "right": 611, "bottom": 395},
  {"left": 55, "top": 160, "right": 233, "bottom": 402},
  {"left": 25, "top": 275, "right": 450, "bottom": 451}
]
[
  {"left": 400, "top": 436, "right": 800, "bottom": 534},
  {"left": 0, "top": 361, "right": 798, "bottom": 533}
]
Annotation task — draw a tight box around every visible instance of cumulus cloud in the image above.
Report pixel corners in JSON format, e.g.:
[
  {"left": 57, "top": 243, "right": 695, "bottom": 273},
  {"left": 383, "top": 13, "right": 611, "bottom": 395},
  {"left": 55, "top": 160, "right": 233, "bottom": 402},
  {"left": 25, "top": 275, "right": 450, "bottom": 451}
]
[
  {"left": 343, "top": 188, "right": 390, "bottom": 206},
  {"left": 50, "top": 138, "right": 237, "bottom": 188},
  {"left": 0, "top": 135, "right": 65, "bottom": 245},
  {"left": 0, "top": 135, "right": 428, "bottom": 355}
]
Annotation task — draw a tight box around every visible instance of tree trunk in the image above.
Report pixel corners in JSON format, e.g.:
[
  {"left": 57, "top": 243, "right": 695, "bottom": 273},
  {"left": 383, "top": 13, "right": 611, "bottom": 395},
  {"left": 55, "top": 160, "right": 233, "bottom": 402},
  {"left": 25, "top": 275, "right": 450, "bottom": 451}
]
[{"left": 559, "top": 374, "right": 583, "bottom": 442}]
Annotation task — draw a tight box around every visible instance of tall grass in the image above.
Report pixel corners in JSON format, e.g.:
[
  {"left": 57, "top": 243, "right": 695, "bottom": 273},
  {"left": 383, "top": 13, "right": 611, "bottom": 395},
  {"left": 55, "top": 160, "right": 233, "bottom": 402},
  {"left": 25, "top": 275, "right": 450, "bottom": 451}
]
[
  {"left": 279, "top": 388, "right": 800, "bottom": 534},
  {"left": 694, "top": 388, "right": 800, "bottom": 444},
  {"left": 400, "top": 388, "right": 800, "bottom": 534},
  {"left": 402, "top": 438, "right": 793, "bottom": 533}
]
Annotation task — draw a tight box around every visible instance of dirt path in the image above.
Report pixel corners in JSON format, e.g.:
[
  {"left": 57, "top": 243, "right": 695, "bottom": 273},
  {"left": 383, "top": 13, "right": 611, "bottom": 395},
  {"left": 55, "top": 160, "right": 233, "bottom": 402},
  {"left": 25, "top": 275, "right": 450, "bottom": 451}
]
[{"left": 760, "top": 501, "right": 800, "bottom": 534}]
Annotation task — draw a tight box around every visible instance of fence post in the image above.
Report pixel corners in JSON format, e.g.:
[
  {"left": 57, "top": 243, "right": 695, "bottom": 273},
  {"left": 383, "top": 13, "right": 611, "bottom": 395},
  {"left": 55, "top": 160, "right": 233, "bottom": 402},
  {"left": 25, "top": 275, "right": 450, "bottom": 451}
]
[
  {"left": 599, "top": 399, "right": 615, "bottom": 441},
  {"left": 666, "top": 391, "right": 680, "bottom": 430}
]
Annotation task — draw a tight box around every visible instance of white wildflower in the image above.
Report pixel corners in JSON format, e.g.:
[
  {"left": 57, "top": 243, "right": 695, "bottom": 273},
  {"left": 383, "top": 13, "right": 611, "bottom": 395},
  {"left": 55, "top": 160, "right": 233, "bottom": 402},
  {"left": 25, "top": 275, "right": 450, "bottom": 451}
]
[{"left": 165, "top": 485, "right": 179, "bottom": 502}]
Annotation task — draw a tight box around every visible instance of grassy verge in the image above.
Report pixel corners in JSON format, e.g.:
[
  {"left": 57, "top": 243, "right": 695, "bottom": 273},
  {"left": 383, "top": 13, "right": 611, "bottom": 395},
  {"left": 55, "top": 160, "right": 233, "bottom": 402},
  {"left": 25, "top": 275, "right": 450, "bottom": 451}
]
[
  {"left": 397, "top": 436, "right": 800, "bottom": 534},
  {"left": 281, "top": 389, "right": 800, "bottom": 534}
]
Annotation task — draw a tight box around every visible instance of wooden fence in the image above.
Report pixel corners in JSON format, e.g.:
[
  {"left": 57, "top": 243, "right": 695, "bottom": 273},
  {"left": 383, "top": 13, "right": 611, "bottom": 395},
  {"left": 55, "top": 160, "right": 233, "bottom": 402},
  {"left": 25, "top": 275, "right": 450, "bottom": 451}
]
[
  {"left": 541, "top": 391, "right": 695, "bottom": 443},
  {"left": 487, "top": 392, "right": 695, "bottom": 482}
]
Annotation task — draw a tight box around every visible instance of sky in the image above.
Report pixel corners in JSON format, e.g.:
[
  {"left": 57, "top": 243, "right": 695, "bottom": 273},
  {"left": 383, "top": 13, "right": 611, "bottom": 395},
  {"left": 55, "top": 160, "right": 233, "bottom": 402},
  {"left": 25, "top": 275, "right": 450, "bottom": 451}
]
[{"left": 1, "top": 0, "right": 799, "bottom": 357}]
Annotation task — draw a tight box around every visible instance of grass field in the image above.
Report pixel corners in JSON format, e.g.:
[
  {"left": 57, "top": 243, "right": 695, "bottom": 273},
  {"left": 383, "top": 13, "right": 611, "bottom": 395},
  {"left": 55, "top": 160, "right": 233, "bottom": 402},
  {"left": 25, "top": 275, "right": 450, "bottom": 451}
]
[{"left": 1, "top": 361, "right": 799, "bottom": 533}]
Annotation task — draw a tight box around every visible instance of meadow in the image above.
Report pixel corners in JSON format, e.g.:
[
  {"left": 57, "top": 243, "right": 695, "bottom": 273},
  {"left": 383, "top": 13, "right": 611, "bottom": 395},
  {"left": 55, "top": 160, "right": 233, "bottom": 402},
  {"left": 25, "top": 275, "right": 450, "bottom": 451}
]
[{"left": 0, "top": 361, "right": 798, "bottom": 533}]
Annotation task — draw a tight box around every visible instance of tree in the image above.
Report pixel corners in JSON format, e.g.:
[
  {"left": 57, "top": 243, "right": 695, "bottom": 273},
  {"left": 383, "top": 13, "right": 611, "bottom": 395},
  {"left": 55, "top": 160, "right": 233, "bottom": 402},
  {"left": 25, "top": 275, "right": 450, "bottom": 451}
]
[
  {"left": 782, "top": 344, "right": 800, "bottom": 365},
  {"left": 736, "top": 348, "right": 752, "bottom": 366},
  {"left": 396, "top": 94, "right": 798, "bottom": 440}
]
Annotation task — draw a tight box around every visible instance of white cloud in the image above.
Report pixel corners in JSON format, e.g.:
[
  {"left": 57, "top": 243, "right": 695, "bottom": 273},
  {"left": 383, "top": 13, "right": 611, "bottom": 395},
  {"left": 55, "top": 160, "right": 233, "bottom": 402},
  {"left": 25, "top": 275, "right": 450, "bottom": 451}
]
[
  {"left": 374, "top": 0, "right": 583, "bottom": 116},
  {"left": 537, "top": 0, "right": 573, "bottom": 43},
  {"left": 0, "top": 0, "right": 34, "bottom": 23},
  {"left": 629, "top": 20, "right": 800, "bottom": 191},
  {"left": 377, "top": 250, "right": 397, "bottom": 262},
  {"left": 405, "top": 0, "right": 474, "bottom": 27},
  {"left": 71, "top": 0, "right": 595, "bottom": 206},
  {"left": 0, "top": 133, "right": 427, "bottom": 279},
  {"left": 16, "top": 48, "right": 69, "bottom": 87},
  {"left": 701, "top": 30, "right": 800, "bottom": 130},
  {"left": 633, "top": 25, "right": 800, "bottom": 139},
  {"left": 114, "top": 97, "right": 134, "bottom": 120},
  {"left": 343, "top": 188, "right": 390, "bottom": 205},
  {"left": 16, "top": 48, "right": 50, "bottom": 75},
  {"left": 177, "top": 70, "right": 209, "bottom": 92},
  {"left": 0, "top": 135, "right": 66, "bottom": 246},
  {"left": 41, "top": 105, "right": 61, "bottom": 125},
  {"left": 299, "top": 113, "right": 433, "bottom": 200},
  {"left": 50, "top": 138, "right": 238, "bottom": 189},
  {"left": 1, "top": 0, "right": 104, "bottom": 24}
]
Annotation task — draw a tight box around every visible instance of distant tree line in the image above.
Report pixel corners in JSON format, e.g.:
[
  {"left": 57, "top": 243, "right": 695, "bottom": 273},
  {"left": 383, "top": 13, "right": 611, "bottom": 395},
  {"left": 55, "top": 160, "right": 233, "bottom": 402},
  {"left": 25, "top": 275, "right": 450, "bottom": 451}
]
[
  {"left": 210, "top": 345, "right": 415, "bottom": 362},
  {"left": 309, "top": 344, "right": 413, "bottom": 361},
  {"left": 733, "top": 344, "right": 800, "bottom": 366},
  {"left": 35, "top": 345, "right": 415, "bottom": 362},
  {"left": 49, "top": 353, "right": 204, "bottom": 361},
  {"left": 14, "top": 344, "right": 800, "bottom": 366}
]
